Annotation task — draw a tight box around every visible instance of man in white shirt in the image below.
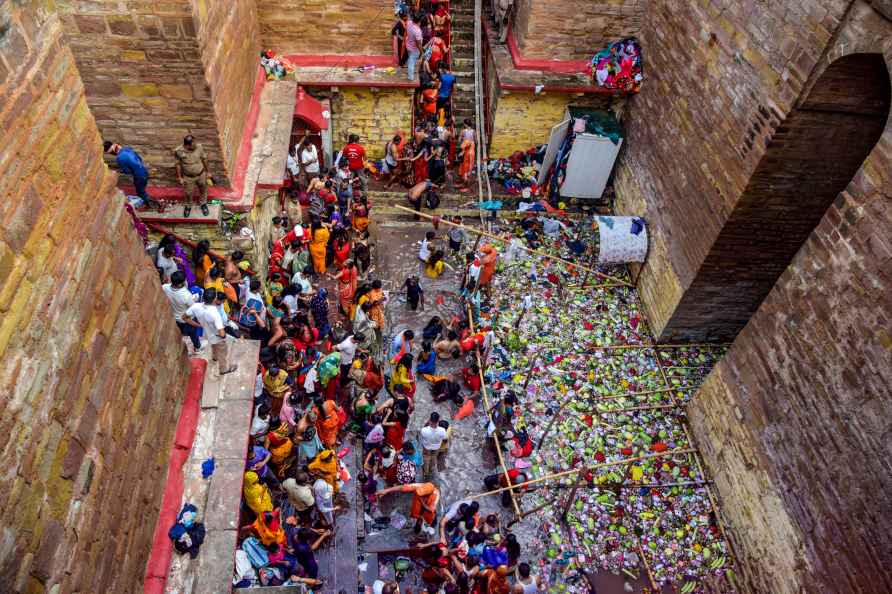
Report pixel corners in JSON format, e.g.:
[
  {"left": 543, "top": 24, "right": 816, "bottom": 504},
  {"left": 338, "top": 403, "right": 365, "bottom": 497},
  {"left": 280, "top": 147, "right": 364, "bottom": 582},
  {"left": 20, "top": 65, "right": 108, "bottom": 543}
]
[
  {"left": 420, "top": 412, "right": 448, "bottom": 479},
  {"left": 183, "top": 289, "right": 238, "bottom": 375},
  {"left": 286, "top": 145, "right": 301, "bottom": 183},
  {"left": 163, "top": 271, "right": 201, "bottom": 353},
  {"left": 313, "top": 476, "right": 337, "bottom": 526},
  {"left": 299, "top": 138, "right": 320, "bottom": 177},
  {"left": 303, "top": 357, "right": 320, "bottom": 395},
  {"left": 335, "top": 332, "right": 365, "bottom": 384},
  {"left": 156, "top": 245, "right": 179, "bottom": 282}
]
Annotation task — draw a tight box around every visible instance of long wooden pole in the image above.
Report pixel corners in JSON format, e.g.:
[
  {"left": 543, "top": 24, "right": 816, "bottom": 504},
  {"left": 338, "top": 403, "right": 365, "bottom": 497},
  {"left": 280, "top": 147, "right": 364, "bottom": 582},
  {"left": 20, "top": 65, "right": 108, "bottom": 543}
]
[
  {"left": 653, "top": 346, "right": 740, "bottom": 574},
  {"left": 465, "top": 448, "right": 695, "bottom": 501},
  {"left": 467, "top": 304, "right": 522, "bottom": 517},
  {"left": 393, "top": 204, "right": 633, "bottom": 287}
]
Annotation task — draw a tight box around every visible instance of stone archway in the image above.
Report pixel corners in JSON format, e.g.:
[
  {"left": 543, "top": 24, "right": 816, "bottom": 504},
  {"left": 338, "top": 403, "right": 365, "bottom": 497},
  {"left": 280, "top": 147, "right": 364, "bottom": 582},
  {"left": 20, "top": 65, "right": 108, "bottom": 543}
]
[{"left": 661, "top": 52, "right": 891, "bottom": 342}]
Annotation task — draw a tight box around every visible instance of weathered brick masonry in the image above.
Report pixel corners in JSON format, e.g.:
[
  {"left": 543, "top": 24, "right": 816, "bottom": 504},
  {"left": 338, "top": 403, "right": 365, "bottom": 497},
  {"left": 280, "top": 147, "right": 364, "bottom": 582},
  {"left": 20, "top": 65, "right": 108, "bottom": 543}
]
[
  {"left": 59, "top": 0, "right": 260, "bottom": 186},
  {"left": 611, "top": 1, "right": 892, "bottom": 592},
  {"left": 0, "top": 7, "right": 190, "bottom": 594},
  {"left": 512, "top": 0, "right": 644, "bottom": 61},
  {"left": 258, "top": 0, "right": 393, "bottom": 56}
]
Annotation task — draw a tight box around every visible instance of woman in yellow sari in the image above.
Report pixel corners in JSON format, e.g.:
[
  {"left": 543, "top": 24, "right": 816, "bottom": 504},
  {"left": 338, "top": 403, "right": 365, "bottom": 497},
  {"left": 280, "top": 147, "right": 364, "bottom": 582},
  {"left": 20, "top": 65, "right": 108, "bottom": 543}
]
[
  {"left": 243, "top": 471, "right": 273, "bottom": 515},
  {"left": 351, "top": 195, "right": 371, "bottom": 233},
  {"left": 266, "top": 421, "right": 294, "bottom": 475},
  {"left": 308, "top": 219, "right": 330, "bottom": 274},
  {"left": 308, "top": 448, "right": 339, "bottom": 494}
]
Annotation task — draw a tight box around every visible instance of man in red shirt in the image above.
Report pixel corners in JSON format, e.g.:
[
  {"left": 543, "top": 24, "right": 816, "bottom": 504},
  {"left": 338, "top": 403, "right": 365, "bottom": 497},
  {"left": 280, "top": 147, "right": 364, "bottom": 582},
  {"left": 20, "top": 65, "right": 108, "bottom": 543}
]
[{"left": 342, "top": 134, "right": 367, "bottom": 192}]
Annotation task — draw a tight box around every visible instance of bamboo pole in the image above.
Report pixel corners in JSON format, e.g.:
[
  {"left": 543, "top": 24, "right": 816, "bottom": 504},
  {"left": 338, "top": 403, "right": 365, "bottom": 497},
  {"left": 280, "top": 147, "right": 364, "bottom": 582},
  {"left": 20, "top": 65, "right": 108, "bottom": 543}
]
[
  {"left": 653, "top": 346, "right": 740, "bottom": 573},
  {"left": 638, "top": 543, "right": 659, "bottom": 591},
  {"left": 465, "top": 448, "right": 695, "bottom": 501},
  {"left": 467, "top": 304, "right": 522, "bottom": 517},
  {"left": 522, "top": 354, "right": 539, "bottom": 391},
  {"left": 393, "top": 205, "right": 633, "bottom": 287}
]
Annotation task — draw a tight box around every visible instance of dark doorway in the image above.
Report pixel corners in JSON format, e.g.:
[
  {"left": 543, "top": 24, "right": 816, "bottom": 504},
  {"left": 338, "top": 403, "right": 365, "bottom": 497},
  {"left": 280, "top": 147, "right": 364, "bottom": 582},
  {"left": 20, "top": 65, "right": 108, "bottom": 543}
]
[{"left": 662, "top": 53, "right": 891, "bottom": 341}]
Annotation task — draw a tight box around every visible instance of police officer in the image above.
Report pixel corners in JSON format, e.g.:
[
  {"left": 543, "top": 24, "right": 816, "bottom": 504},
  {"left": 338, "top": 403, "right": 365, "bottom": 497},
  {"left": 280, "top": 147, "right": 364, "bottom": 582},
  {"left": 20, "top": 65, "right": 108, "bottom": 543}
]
[{"left": 173, "top": 134, "right": 210, "bottom": 217}]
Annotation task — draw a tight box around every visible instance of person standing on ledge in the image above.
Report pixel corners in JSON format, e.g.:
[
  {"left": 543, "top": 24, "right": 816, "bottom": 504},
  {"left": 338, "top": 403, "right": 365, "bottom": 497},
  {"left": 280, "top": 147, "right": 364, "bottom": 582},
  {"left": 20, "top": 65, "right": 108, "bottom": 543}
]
[
  {"left": 404, "top": 11, "right": 423, "bottom": 82},
  {"left": 174, "top": 134, "right": 210, "bottom": 218},
  {"left": 103, "top": 141, "right": 160, "bottom": 210}
]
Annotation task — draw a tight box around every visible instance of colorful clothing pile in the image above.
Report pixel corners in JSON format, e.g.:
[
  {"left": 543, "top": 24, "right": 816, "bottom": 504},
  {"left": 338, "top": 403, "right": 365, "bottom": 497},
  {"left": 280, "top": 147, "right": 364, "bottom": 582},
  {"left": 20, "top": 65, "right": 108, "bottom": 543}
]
[
  {"left": 486, "top": 146, "right": 546, "bottom": 196},
  {"left": 591, "top": 38, "right": 643, "bottom": 92}
]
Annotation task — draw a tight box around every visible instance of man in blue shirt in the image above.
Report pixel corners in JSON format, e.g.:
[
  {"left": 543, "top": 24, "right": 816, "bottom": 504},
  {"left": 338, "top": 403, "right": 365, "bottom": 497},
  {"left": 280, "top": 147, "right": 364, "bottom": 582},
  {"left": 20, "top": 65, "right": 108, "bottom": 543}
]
[
  {"left": 104, "top": 141, "right": 159, "bottom": 209},
  {"left": 436, "top": 66, "right": 456, "bottom": 121}
]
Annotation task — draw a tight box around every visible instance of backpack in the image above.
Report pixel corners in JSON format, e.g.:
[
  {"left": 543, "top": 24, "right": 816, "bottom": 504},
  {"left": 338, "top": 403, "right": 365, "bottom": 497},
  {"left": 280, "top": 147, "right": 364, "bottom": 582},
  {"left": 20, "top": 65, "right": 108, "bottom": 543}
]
[
  {"left": 397, "top": 457, "right": 416, "bottom": 484},
  {"left": 238, "top": 295, "right": 264, "bottom": 327},
  {"left": 425, "top": 190, "right": 440, "bottom": 210}
]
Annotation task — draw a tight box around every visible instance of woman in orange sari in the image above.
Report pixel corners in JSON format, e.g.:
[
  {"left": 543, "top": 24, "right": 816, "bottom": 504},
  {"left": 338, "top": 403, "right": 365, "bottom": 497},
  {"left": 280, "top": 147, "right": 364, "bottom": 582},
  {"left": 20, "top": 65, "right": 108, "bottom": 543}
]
[
  {"left": 308, "top": 448, "right": 340, "bottom": 494},
  {"left": 477, "top": 244, "right": 498, "bottom": 287},
  {"left": 330, "top": 260, "right": 358, "bottom": 319},
  {"left": 351, "top": 195, "right": 371, "bottom": 233},
  {"left": 266, "top": 421, "right": 294, "bottom": 476},
  {"left": 313, "top": 396, "right": 343, "bottom": 449},
  {"left": 365, "top": 279, "right": 386, "bottom": 331},
  {"left": 192, "top": 239, "right": 213, "bottom": 288},
  {"left": 308, "top": 219, "right": 330, "bottom": 274},
  {"left": 458, "top": 136, "right": 475, "bottom": 187},
  {"left": 252, "top": 509, "right": 286, "bottom": 547}
]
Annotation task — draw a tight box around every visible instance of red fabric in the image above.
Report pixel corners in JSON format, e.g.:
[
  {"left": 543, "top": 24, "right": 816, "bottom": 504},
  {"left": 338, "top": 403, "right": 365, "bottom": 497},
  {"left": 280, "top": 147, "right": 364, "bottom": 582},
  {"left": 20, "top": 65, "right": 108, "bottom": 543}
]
[
  {"left": 343, "top": 143, "right": 366, "bottom": 170},
  {"left": 144, "top": 359, "right": 208, "bottom": 594},
  {"left": 461, "top": 367, "right": 481, "bottom": 391}
]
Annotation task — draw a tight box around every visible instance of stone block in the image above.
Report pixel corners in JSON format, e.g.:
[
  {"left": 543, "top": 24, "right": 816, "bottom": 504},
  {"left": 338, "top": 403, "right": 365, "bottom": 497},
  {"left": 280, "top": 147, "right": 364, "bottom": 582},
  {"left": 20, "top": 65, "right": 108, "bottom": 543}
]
[
  {"left": 204, "top": 459, "right": 245, "bottom": 531},
  {"left": 210, "top": 398, "right": 253, "bottom": 460},
  {"left": 196, "top": 529, "right": 237, "bottom": 593},
  {"left": 120, "top": 82, "right": 159, "bottom": 98}
]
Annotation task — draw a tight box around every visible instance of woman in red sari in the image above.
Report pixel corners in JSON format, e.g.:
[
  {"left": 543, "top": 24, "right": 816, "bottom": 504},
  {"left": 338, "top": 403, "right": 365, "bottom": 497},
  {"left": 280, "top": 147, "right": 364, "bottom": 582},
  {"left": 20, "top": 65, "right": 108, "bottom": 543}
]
[
  {"left": 330, "top": 259, "right": 358, "bottom": 319},
  {"left": 331, "top": 227, "right": 351, "bottom": 268},
  {"left": 410, "top": 135, "right": 430, "bottom": 184}
]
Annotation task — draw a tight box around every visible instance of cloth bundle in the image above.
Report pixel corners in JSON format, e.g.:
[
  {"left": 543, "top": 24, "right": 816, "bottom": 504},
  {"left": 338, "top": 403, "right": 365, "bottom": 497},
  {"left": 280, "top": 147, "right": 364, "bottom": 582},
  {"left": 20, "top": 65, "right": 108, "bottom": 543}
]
[
  {"left": 590, "top": 37, "right": 643, "bottom": 93},
  {"left": 486, "top": 145, "right": 546, "bottom": 195}
]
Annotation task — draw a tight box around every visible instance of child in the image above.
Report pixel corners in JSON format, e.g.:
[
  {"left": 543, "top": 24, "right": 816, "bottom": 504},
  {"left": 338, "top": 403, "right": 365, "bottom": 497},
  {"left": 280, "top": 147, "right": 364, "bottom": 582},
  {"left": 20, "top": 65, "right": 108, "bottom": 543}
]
[
  {"left": 416, "top": 340, "right": 437, "bottom": 375},
  {"left": 404, "top": 275, "right": 425, "bottom": 311},
  {"left": 447, "top": 216, "right": 465, "bottom": 255},
  {"left": 419, "top": 230, "right": 435, "bottom": 262},
  {"left": 424, "top": 250, "right": 445, "bottom": 279}
]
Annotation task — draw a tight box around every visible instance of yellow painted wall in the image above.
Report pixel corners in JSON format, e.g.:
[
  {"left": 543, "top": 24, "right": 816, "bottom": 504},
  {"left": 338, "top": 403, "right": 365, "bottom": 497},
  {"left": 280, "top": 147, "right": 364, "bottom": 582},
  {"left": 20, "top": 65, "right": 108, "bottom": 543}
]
[
  {"left": 331, "top": 87, "right": 414, "bottom": 160},
  {"left": 489, "top": 91, "right": 609, "bottom": 157}
]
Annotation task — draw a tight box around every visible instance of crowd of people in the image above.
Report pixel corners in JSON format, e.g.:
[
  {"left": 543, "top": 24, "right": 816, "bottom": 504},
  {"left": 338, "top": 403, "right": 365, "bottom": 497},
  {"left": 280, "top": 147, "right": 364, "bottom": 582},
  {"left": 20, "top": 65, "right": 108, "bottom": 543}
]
[{"left": 152, "top": 123, "right": 557, "bottom": 591}]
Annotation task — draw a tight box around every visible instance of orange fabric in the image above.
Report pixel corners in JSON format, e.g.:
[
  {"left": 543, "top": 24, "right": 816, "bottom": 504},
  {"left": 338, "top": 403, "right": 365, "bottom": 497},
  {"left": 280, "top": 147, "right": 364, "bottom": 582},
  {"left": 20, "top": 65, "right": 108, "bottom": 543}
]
[
  {"left": 459, "top": 138, "right": 475, "bottom": 180},
  {"left": 367, "top": 287, "right": 386, "bottom": 329},
  {"left": 252, "top": 510, "right": 286, "bottom": 547},
  {"left": 478, "top": 244, "right": 497, "bottom": 286},
  {"left": 453, "top": 398, "right": 475, "bottom": 420},
  {"left": 315, "top": 400, "right": 342, "bottom": 448},
  {"left": 336, "top": 265, "right": 358, "bottom": 314},
  {"left": 402, "top": 483, "right": 440, "bottom": 524}
]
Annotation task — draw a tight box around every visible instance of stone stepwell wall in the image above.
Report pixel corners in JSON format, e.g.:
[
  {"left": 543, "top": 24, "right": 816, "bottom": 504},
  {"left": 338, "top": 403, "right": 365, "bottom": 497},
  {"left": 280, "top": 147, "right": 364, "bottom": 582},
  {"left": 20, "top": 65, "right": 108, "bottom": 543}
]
[
  {"left": 512, "top": 0, "right": 645, "bottom": 62},
  {"left": 258, "top": 0, "right": 393, "bottom": 56},
  {"left": 59, "top": 0, "right": 261, "bottom": 187},
  {"left": 0, "top": 8, "right": 190, "bottom": 594}
]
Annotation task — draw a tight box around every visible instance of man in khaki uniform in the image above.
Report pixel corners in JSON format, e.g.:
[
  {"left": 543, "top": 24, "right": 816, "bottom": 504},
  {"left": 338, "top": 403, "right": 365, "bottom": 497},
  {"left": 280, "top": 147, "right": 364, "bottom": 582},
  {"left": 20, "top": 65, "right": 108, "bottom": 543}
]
[{"left": 173, "top": 134, "right": 210, "bottom": 217}]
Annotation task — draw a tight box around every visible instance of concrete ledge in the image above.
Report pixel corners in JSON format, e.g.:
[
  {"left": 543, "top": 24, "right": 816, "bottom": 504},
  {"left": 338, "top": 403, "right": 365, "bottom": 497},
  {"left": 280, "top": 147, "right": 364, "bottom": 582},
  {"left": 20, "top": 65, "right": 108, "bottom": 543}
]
[
  {"left": 205, "top": 459, "right": 248, "bottom": 532},
  {"left": 197, "top": 528, "right": 239, "bottom": 594}
]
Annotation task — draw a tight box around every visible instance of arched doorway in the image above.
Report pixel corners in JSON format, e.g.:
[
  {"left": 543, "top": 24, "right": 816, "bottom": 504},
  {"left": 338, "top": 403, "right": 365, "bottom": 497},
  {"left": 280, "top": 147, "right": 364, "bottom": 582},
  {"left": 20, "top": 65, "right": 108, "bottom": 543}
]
[
  {"left": 290, "top": 87, "right": 329, "bottom": 173},
  {"left": 662, "top": 53, "right": 891, "bottom": 341}
]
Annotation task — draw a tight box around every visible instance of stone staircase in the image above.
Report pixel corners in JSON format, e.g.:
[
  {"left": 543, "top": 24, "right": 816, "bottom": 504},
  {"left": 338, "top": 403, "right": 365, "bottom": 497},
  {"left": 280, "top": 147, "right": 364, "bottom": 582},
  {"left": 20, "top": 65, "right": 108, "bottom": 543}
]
[{"left": 449, "top": 0, "right": 476, "bottom": 126}]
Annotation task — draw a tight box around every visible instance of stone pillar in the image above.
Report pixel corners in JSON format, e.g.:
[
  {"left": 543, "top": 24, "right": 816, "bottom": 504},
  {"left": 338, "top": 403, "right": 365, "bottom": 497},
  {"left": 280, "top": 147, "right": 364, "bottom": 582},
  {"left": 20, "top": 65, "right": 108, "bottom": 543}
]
[
  {"left": 0, "top": 7, "right": 190, "bottom": 593},
  {"left": 58, "top": 0, "right": 260, "bottom": 188}
]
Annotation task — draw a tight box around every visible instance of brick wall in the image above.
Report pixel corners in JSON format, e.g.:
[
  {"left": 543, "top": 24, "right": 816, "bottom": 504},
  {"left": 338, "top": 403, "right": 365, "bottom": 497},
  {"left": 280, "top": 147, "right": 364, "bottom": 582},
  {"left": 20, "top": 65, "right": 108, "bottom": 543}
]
[
  {"left": 512, "top": 0, "right": 644, "bottom": 61},
  {"left": 678, "top": 4, "right": 892, "bottom": 594},
  {"left": 329, "top": 87, "right": 414, "bottom": 160},
  {"left": 489, "top": 91, "right": 610, "bottom": 157},
  {"left": 258, "top": 0, "right": 393, "bottom": 56},
  {"left": 0, "top": 8, "right": 190, "bottom": 594},
  {"left": 192, "top": 0, "right": 262, "bottom": 177},
  {"left": 613, "top": 0, "right": 854, "bottom": 338},
  {"left": 59, "top": 0, "right": 260, "bottom": 187}
]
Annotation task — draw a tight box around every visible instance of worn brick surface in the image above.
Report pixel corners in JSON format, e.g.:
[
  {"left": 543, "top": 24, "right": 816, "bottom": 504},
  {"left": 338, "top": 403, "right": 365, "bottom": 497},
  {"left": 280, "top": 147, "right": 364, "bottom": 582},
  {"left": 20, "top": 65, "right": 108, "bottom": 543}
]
[
  {"left": 0, "top": 9, "right": 190, "bottom": 594},
  {"left": 59, "top": 0, "right": 259, "bottom": 186},
  {"left": 513, "top": 0, "right": 644, "bottom": 61},
  {"left": 613, "top": 0, "right": 853, "bottom": 336},
  {"left": 258, "top": 0, "right": 393, "bottom": 55},
  {"left": 489, "top": 91, "right": 610, "bottom": 157},
  {"left": 643, "top": 4, "right": 892, "bottom": 594},
  {"left": 323, "top": 87, "right": 414, "bottom": 160}
]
